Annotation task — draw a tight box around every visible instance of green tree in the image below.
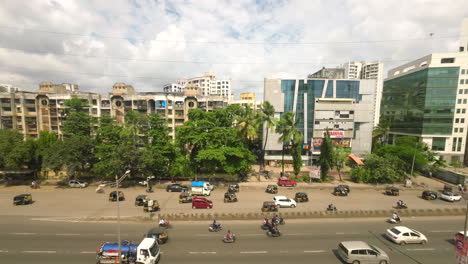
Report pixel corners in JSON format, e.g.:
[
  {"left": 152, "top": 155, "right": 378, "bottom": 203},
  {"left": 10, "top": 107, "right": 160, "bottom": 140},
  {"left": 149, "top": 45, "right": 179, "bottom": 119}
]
[
  {"left": 260, "top": 101, "right": 277, "bottom": 169},
  {"left": 372, "top": 118, "right": 390, "bottom": 148},
  {"left": 62, "top": 98, "right": 94, "bottom": 137},
  {"left": 0, "top": 129, "right": 23, "bottom": 169},
  {"left": 5, "top": 139, "right": 37, "bottom": 170},
  {"left": 350, "top": 154, "right": 405, "bottom": 183},
  {"left": 93, "top": 116, "right": 124, "bottom": 179},
  {"left": 276, "top": 112, "right": 302, "bottom": 175},
  {"left": 319, "top": 131, "right": 333, "bottom": 181},
  {"left": 333, "top": 145, "right": 349, "bottom": 181}
]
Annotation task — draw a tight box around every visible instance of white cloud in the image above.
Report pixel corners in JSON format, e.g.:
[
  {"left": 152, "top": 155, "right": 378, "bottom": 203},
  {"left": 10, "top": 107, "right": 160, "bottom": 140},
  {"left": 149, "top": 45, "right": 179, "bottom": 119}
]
[{"left": 0, "top": 0, "right": 467, "bottom": 99}]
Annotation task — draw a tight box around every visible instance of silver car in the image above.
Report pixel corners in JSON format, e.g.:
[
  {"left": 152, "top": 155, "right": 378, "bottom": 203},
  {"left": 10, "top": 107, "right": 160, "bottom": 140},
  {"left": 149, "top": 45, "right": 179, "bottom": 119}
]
[
  {"left": 337, "top": 241, "right": 389, "bottom": 264},
  {"left": 68, "top": 180, "right": 88, "bottom": 188}
]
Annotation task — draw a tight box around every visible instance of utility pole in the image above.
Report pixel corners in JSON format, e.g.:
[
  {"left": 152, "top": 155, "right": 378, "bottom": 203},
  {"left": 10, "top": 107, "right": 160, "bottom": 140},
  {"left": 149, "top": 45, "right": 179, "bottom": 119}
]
[{"left": 116, "top": 169, "right": 131, "bottom": 264}]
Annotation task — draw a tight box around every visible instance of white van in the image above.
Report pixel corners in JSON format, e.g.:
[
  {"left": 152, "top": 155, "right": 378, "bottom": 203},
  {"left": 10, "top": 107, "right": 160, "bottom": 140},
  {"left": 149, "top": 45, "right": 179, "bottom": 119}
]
[
  {"left": 137, "top": 238, "right": 160, "bottom": 264},
  {"left": 337, "top": 241, "right": 389, "bottom": 264}
]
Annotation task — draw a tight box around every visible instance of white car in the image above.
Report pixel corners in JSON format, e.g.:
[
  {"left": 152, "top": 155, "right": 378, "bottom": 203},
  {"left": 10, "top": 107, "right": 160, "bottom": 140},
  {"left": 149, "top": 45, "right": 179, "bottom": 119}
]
[
  {"left": 385, "top": 226, "right": 428, "bottom": 245},
  {"left": 440, "top": 191, "right": 462, "bottom": 202},
  {"left": 273, "top": 196, "right": 297, "bottom": 208},
  {"left": 68, "top": 180, "right": 88, "bottom": 188}
]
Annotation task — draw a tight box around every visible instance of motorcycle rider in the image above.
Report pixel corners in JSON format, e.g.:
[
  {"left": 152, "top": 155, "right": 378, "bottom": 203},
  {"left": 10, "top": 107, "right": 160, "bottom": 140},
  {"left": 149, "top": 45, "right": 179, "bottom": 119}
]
[
  {"left": 272, "top": 215, "right": 279, "bottom": 226},
  {"left": 225, "top": 230, "right": 233, "bottom": 240},
  {"left": 397, "top": 200, "right": 406, "bottom": 208},
  {"left": 327, "top": 203, "right": 336, "bottom": 211},
  {"left": 159, "top": 218, "right": 168, "bottom": 226},
  {"left": 212, "top": 219, "right": 220, "bottom": 229},
  {"left": 391, "top": 212, "right": 400, "bottom": 222}
]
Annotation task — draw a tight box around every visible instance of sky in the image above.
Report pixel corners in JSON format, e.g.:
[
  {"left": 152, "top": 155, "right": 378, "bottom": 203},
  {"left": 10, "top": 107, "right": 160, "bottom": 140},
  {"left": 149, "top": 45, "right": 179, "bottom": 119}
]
[{"left": 0, "top": 0, "right": 468, "bottom": 99}]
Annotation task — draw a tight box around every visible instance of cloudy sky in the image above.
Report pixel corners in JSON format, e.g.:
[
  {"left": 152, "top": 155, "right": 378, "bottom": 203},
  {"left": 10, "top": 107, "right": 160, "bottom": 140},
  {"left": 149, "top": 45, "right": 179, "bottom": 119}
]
[{"left": 0, "top": 0, "right": 468, "bottom": 98}]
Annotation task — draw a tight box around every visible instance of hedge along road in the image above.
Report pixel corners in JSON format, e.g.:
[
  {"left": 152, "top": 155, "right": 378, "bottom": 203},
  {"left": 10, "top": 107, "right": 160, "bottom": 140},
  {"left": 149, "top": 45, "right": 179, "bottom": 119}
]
[
  {"left": 0, "top": 215, "right": 460, "bottom": 264},
  {"left": 0, "top": 184, "right": 464, "bottom": 219}
]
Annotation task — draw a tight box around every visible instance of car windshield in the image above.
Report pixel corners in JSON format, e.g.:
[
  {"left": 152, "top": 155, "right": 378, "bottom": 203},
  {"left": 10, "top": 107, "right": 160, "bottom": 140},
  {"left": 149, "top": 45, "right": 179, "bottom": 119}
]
[
  {"left": 370, "top": 245, "right": 380, "bottom": 254},
  {"left": 390, "top": 227, "right": 401, "bottom": 235}
]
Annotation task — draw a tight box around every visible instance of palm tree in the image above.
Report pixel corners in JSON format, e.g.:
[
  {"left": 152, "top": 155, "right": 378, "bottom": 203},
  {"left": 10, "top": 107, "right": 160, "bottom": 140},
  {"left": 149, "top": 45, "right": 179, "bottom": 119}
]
[
  {"left": 236, "top": 105, "right": 261, "bottom": 142},
  {"left": 260, "top": 101, "right": 277, "bottom": 169},
  {"left": 276, "top": 112, "right": 302, "bottom": 175},
  {"left": 373, "top": 118, "right": 390, "bottom": 145}
]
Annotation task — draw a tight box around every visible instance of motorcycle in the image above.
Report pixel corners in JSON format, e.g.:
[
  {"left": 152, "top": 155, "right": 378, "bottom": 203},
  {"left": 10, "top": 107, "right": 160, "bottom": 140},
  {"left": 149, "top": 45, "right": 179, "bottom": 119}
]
[
  {"left": 159, "top": 220, "right": 171, "bottom": 228},
  {"left": 30, "top": 181, "right": 40, "bottom": 189},
  {"left": 223, "top": 234, "right": 236, "bottom": 243},
  {"left": 266, "top": 230, "right": 281, "bottom": 237},
  {"left": 326, "top": 206, "right": 337, "bottom": 212},
  {"left": 387, "top": 217, "right": 401, "bottom": 224},
  {"left": 396, "top": 203, "right": 408, "bottom": 209},
  {"left": 209, "top": 224, "right": 222, "bottom": 232}
]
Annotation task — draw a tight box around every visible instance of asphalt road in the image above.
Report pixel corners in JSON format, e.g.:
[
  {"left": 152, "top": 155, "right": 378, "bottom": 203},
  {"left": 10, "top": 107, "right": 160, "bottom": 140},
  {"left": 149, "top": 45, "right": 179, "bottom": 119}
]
[{"left": 0, "top": 215, "right": 461, "bottom": 264}]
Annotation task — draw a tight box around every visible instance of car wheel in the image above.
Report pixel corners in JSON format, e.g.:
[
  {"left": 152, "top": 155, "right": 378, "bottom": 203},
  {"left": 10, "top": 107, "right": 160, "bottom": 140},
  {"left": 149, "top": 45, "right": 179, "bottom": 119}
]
[
  {"left": 400, "top": 240, "right": 407, "bottom": 245},
  {"left": 379, "top": 261, "right": 388, "bottom": 264},
  {"left": 352, "top": 261, "right": 360, "bottom": 264},
  {"left": 291, "top": 204, "right": 296, "bottom": 208},
  {"left": 421, "top": 240, "right": 427, "bottom": 245}
]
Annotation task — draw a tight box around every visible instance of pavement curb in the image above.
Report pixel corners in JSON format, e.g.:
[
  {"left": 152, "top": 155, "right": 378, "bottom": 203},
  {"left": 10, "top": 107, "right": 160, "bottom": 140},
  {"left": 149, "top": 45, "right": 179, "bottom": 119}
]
[{"left": 78, "top": 207, "right": 465, "bottom": 222}]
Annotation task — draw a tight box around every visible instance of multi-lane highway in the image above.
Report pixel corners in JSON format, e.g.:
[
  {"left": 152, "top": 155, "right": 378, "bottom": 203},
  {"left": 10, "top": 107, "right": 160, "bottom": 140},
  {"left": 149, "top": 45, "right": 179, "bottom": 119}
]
[{"left": 0, "top": 215, "right": 461, "bottom": 264}]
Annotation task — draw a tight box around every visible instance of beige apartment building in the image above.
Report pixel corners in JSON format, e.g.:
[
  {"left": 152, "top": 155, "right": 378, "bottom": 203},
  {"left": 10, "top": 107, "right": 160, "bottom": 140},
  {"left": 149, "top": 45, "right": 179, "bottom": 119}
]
[{"left": 0, "top": 82, "right": 230, "bottom": 139}]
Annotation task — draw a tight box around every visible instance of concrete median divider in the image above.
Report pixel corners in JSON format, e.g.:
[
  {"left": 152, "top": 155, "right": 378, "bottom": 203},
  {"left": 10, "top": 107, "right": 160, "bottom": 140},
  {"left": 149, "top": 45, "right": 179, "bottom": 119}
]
[{"left": 78, "top": 207, "right": 466, "bottom": 222}]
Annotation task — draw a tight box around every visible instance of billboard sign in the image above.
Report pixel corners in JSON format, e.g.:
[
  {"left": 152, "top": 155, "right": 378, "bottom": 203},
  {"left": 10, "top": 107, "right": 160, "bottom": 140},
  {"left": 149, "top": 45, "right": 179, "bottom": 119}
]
[{"left": 324, "top": 131, "right": 345, "bottom": 138}]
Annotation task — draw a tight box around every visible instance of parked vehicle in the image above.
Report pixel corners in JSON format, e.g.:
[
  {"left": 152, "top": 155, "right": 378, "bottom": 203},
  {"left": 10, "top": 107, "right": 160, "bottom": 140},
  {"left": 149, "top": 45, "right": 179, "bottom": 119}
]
[
  {"left": 265, "top": 184, "right": 278, "bottom": 194},
  {"left": 179, "top": 192, "right": 193, "bottom": 203},
  {"left": 385, "top": 186, "right": 399, "bottom": 196},
  {"left": 192, "top": 197, "right": 213, "bottom": 209},
  {"left": 224, "top": 192, "right": 238, "bottom": 203},
  {"left": 277, "top": 177, "right": 297, "bottom": 187},
  {"left": 68, "top": 180, "right": 88, "bottom": 188},
  {"left": 145, "top": 227, "right": 169, "bottom": 244},
  {"left": 109, "top": 191, "right": 125, "bottom": 202},
  {"left": 13, "top": 194, "right": 32, "bottom": 205},
  {"left": 385, "top": 226, "right": 427, "bottom": 245},
  {"left": 96, "top": 238, "right": 160, "bottom": 264},
  {"left": 295, "top": 192, "right": 309, "bottom": 202},
  {"left": 422, "top": 190, "right": 438, "bottom": 200},
  {"left": 261, "top": 201, "right": 278, "bottom": 212},
  {"left": 440, "top": 191, "right": 462, "bottom": 202},
  {"left": 135, "top": 195, "right": 148, "bottom": 206},
  {"left": 273, "top": 195, "right": 297, "bottom": 208},
  {"left": 191, "top": 181, "right": 211, "bottom": 196},
  {"left": 166, "top": 183, "right": 188, "bottom": 192},
  {"left": 337, "top": 241, "right": 389, "bottom": 264}
]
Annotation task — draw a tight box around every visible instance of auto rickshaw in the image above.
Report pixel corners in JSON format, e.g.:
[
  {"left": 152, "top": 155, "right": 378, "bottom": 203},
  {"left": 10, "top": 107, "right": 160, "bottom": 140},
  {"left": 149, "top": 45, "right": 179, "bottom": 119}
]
[
  {"left": 224, "top": 192, "right": 238, "bottom": 203},
  {"left": 228, "top": 184, "right": 240, "bottom": 192},
  {"left": 143, "top": 199, "right": 160, "bottom": 212},
  {"left": 179, "top": 192, "right": 193, "bottom": 203},
  {"left": 422, "top": 190, "right": 438, "bottom": 200},
  {"left": 295, "top": 192, "right": 309, "bottom": 202},
  {"left": 334, "top": 186, "right": 348, "bottom": 196},
  {"left": 265, "top": 185, "right": 278, "bottom": 194},
  {"left": 13, "top": 194, "right": 32, "bottom": 205},
  {"left": 109, "top": 191, "right": 125, "bottom": 201},
  {"left": 135, "top": 195, "right": 148, "bottom": 206},
  {"left": 145, "top": 227, "right": 169, "bottom": 244},
  {"left": 261, "top": 201, "right": 278, "bottom": 212},
  {"left": 385, "top": 186, "right": 400, "bottom": 196}
]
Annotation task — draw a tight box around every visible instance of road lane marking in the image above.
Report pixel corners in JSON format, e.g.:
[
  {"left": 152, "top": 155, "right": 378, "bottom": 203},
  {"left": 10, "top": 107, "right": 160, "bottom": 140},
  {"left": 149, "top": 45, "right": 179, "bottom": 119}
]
[
  {"left": 80, "top": 251, "right": 95, "bottom": 254},
  {"left": 336, "top": 232, "right": 360, "bottom": 235},
  {"left": 10, "top": 233, "right": 36, "bottom": 235},
  {"left": 55, "top": 233, "right": 80, "bottom": 236},
  {"left": 304, "top": 250, "right": 326, "bottom": 253},
  {"left": 430, "top": 230, "right": 455, "bottom": 233},
  {"left": 189, "top": 252, "right": 216, "bottom": 254},
  {"left": 23, "top": 250, "right": 56, "bottom": 254},
  {"left": 406, "top": 248, "right": 435, "bottom": 251},
  {"left": 0, "top": 250, "right": 9, "bottom": 253},
  {"left": 280, "top": 250, "right": 288, "bottom": 253},
  {"left": 240, "top": 251, "right": 267, "bottom": 254}
]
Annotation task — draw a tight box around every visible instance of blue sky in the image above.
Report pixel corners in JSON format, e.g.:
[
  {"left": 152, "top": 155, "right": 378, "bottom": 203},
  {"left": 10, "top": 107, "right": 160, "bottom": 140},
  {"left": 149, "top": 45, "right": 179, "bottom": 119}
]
[{"left": 0, "top": 0, "right": 467, "bottom": 98}]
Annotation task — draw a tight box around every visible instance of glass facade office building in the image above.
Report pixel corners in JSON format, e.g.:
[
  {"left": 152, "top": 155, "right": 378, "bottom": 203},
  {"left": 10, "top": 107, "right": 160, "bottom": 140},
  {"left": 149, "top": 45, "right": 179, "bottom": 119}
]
[{"left": 381, "top": 67, "right": 459, "bottom": 136}]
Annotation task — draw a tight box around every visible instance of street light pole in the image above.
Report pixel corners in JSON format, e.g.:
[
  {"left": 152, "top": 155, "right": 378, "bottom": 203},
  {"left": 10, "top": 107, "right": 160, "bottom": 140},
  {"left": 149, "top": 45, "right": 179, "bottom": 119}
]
[{"left": 116, "top": 169, "right": 131, "bottom": 264}]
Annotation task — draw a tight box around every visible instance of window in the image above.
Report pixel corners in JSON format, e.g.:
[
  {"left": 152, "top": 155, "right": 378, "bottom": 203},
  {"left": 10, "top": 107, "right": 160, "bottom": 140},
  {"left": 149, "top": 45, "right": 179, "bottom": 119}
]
[
  {"left": 358, "top": 250, "right": 368, "bottom": 255},
  {"left": 465, "top": 89, "right": 468, "bottom": 94},
  {"left": 463, "top": 69, "right": 466, "bottom": 74},
  {"left": 459, "top": 99, "right": 463, "bottom": 104},
  {"left": 367, "top": 250, "right": 378, "bottom": 256},
  {"left": 457, "top": 109, "right": 461, "bottom": 114},
  {"left": 458, "top": 137, "right": 463, "bottom": 152},
  {"left": 441, "top": 58, "right": 455, "bottom": 63},
  {"left": 403, "top": 233, "right": 410, "bottom": 237},
  {"left": 459, "top": 89, "right": 463, "bottom": 94},
  {"left": 455, "top": 128, "right": 459, "bottom": 133},
  {"left": 464, "top": 99, "right": 467, "bottom": 104},
  {"left": 432, "top": 137, "right": 446, "bottom": 151},
  {"left": 315, "top": 121, "right": 320, "bottom": 125},
  {"left": 453, "top": 138, "right": 457, "bottom": 151},
  {"left": 461, "top": 128, "right": 465, "bottom": 133},
  {"left": 462, "top": 79, "right": 465, "bottom": 85},
  {"left": 463, "top": 109, "right": 467, "bottom": 114},
  {"left": 456, "top": 118, "right": 460, "bottom": 123},
  {"left": 462, "top": 118, "right": 465, "bottom": 123}
]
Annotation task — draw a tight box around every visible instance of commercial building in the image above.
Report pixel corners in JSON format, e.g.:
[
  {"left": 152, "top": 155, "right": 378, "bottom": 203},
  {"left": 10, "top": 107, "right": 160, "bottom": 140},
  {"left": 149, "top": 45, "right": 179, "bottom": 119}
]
[
  {"left": 0, "top": 82, "right": 230, "bottom": 139},
  {"left": 381, "top": 18, "right": 468, "bottom": 163},
  {"left": 263, "top": 76, "right": 378, "bottom": 166}
]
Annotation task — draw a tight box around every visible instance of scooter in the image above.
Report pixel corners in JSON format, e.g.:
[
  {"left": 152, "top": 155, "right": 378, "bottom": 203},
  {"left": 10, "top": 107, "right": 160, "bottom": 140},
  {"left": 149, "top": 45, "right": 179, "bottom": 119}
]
[
  {"left": 209, "top": 224, "right": 222, "bottom": 232},
  {"left": 223, "top": 234, "right": 236, "bottom": 243},
  {"left": 387, "top": 217, "right": 401, "bottom": 224},
  {"left": 266, "top": 230, "right": 281, "bottom": 237}
]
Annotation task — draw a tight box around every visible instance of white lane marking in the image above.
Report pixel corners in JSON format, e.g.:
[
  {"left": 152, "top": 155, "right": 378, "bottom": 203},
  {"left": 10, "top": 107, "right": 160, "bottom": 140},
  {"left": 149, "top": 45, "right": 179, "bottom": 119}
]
[
  {"left": 10, "top": 233, "right": 36, "bottom": 235},
  {"left": 280, "top": 250, "right": 288, "bottom": 253},
  {"left": 406, "top": 248, "right": 435, "bottom": 251},
  {"left": 23, "top": 250, "right": 56, "bottom": 254},
  {"left": 80, "top": 251, "right": 95, "bottom": 254},
  {"left": 104, "top": 234, "right": 127, "bottom": 236},
  {"left": 0, "top": 250, "right": 9, "bottom": 253},
  {"left": 189, "top": 251, "right": 216, "bottom": 254},
  {"left": 336, "top": 232, "right": 360, "bottom": 235},
  {"left": 430, "top": 230, "right": 455, "bottom": 233},
  {"left": 304, "top": 250, "right": 326, "bottom": 253},
  {"left": 240, "top": 251, "right": 267, "bottom": 254},
  {"left": 55, "top": 233, "right": 80, "bottom": 236}
]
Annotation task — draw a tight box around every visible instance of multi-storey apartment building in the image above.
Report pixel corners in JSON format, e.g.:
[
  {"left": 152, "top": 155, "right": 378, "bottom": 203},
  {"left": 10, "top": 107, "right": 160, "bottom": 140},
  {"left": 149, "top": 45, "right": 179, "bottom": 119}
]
[
  {"left": 229, "top": 92, "right": 262, "bottom": 110},
  {"left": 263, "top": 75, "right": 378, "bottom": 166},
  {"left": 0, "top": 82, "right": 230, "bottom": 139},
  {"left": 381, "top": 18, "right": 468, "bottom": 163}
]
